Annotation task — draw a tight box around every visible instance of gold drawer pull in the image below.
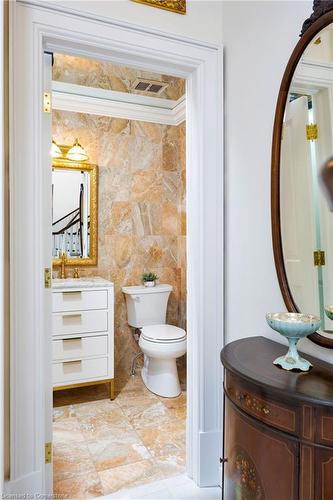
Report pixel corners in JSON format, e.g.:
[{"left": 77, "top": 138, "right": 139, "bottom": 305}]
[
  {"left": 236, "top": 391, "right": 271, "bottom": 416},
  {"left": 62, "top": 338, "right": 82, "bottom": 349},
  {"left": 62, "top": 291, "right": 82, "bottom": 299},
  {"left": 62, "top": 359, "right": 82, "bottom": 373},
  {"left": 62, "top": 314, "right": 82, "bottom": 322}
]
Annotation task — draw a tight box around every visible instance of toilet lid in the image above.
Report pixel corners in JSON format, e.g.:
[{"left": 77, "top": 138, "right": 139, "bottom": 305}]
[{"left": 141, "top": 324, "right": 186, "bottom": 342}]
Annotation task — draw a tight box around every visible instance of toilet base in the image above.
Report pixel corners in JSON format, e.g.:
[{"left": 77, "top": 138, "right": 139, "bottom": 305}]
[{"left": 141, "top": 356, "right": 181, "bottom": 398}]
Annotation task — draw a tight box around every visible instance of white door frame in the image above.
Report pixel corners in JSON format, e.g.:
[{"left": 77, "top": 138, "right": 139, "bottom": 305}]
[{"left": 6, "top": 1, "right": 223, "bottom": 494}]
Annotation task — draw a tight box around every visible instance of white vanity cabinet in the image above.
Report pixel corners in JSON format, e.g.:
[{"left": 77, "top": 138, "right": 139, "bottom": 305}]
[{"left": 52, "top": 277, "right": 114, "bottom": 399}]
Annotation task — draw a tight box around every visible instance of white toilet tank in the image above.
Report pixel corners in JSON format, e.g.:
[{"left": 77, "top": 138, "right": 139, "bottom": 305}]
[{"left": 122, "top": 284, "right": 172, "bottom": 328}]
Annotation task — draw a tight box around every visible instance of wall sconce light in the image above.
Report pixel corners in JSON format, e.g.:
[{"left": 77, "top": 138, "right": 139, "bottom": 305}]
[
  {"left": 51, "top": 139, "right": 62, "bottom": 159},
  {"left": 66, "top": 138, "right": 89, "bottom": 162},
  {"left": 51, "top": 138, "right": 89, "bottom": 162}
]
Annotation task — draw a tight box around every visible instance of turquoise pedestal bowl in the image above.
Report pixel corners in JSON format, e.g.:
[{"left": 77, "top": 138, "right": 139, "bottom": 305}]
[
  {"left": 266, "top": 312, "right": 320, "bottom": 372},
  {"left": 325, "top": 306, "right": 333, "bottom": 321}
]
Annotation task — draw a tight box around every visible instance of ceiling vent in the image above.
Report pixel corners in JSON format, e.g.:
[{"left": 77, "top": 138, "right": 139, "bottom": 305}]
[{"left": 131, "top": 78, "right": 169, "bottom": 95}]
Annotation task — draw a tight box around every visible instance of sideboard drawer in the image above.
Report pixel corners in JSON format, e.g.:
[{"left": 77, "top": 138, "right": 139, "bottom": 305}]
[
  {"left": 52, "top": 310, "right": 108, "bottom": 336},
  {"left": 225, "top": 372, "right": 297, "bottom": 435},
  {"left": 52, "top": 335, "right": 108, "bottom": 361},
  {"left": 313, "top": 407, "right": 333, "bottom": 446},
  {"left": 53, "top": 357, "right": 108, "bottom": 385},
  {"left": 53, "top": 289, "right": 108, "bottom": 312}
]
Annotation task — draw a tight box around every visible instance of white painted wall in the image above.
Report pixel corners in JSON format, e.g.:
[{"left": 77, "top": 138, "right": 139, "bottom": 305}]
[
  {"left": 35, "top": 0, "right": 223, "bottom": 46},
  {"left": 222, "top": 0, "right": 333, "bottom": 363}
]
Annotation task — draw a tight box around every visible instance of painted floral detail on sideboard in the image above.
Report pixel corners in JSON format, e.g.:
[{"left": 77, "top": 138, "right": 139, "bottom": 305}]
[
  {"left": 232, "top": 447, "right": 265, "bottom": 500},
  {"left": 235, "top": 391, "right": 271, "bottom": 417}
]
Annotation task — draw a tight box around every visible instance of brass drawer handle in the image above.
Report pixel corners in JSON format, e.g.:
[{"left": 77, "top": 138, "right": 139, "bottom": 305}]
[
  {"left": 62, "top": 360, "right": 82, "bottom": 373},
  {"left": 62, "top": 291, "right": 82, "bottom": 295},
  {"left": 63, "top": 337, "right": 82, "bottom": 342},
  {"left": 62, "top": 314, "right": 82, "bottom": 321},
  {"left": 236, "top": 391, "right": 271, "bottom": 416}
]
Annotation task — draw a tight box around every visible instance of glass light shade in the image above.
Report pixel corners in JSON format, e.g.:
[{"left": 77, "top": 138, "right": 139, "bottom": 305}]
[
  {"left": 66, "top": 138, "right": 88, "bottom": 161},
  {"left": 51, "top": 139, "right": 62, "bottom": 158}
]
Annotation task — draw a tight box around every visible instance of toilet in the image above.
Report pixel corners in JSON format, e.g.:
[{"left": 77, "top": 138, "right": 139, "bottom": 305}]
[{"left": 122, "top": 284, "right": 186, "bottom": 397}]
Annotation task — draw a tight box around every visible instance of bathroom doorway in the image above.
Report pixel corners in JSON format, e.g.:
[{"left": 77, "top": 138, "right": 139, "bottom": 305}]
[
  {"left": 7, "top": 3, "right": 223, "bottom": 496},
  {"left": 51, "top": 53, "right": 188, "bottom": 497}
]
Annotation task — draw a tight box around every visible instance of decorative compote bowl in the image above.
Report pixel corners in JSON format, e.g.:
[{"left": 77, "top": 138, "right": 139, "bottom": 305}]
[
  {"left": 325, "top": 306, "right": 333, "bottom": 321},
  {"left": 266, "top": 312, "right": 320, "bottom": 371}
]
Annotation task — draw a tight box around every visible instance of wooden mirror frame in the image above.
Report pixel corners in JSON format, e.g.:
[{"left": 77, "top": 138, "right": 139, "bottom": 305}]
[
  {"left": 52, "top": 157, "right": 98, "bottom": 267},
  {"left": 271, "top": 3, "right": 333, "bottom": 348}
]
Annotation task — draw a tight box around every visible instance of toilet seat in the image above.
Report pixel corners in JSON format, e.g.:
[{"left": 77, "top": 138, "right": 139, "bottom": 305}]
[{"left": 141, "top": 324, "right": 186, "bottom": 343}]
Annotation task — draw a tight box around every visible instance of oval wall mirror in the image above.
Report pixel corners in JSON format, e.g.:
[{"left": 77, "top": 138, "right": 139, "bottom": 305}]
[{"left": 272, "top": 2, "right": 333, "bottom": 348}]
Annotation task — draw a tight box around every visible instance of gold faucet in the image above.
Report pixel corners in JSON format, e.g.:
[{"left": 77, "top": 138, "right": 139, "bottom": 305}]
[{"left": 59, "top": 251, "right": 67, "bottom": 279}]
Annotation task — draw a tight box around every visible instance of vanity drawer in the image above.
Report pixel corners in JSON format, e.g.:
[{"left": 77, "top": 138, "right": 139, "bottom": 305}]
[
  {"left": 225, "top": 372, "right": 298, "bottom": 435},
  {"left": 53, "top": 289, "right": 108, "bottom": 312},
  {"left": 53, "top": 357, "right": 108, "bottom": 385},
  {"left": 52, "top": 335, "right": 108, "bottom": 361},
  {"left": 52, "top": 310, "right": 108, "bottom": 336}
]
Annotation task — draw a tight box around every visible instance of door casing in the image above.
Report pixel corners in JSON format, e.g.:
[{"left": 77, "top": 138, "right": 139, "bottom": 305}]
[{"left": 5, "top": 0, "right": 224, "bottom": 494}]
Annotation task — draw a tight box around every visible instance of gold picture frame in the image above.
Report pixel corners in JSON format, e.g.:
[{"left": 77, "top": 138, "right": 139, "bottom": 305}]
[
  {"left": 131, "top": 0, "right": 186, "bottom": 15},
  {"left": 52, "top": 154, "right": 98, "bottom": 267}
]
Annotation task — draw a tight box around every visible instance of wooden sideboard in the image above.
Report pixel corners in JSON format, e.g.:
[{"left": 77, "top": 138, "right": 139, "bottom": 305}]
[{"left": 221, "top": 336, "right": 333, "bottom": 500}]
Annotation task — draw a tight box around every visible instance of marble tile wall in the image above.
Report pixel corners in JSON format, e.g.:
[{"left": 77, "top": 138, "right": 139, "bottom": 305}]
[
  {"left": 53, "top": 54, "right": 185, "bottom": 101},
  {"left": 52, "top": 111, "right": 186, "bottom": 386}
]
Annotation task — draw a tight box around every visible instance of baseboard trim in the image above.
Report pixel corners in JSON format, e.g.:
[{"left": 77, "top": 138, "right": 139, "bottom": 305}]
[
  {"left": 4, "top": 470, "right": 43, "bottom": 495},
  {"left": 198, "top": 430, "right": 221, "bottom": 487}
]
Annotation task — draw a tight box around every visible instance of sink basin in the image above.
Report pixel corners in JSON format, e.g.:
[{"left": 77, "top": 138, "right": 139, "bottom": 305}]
[
  {"left": 266, "top": 312, "right": 320, "bottom": 371},
  {"left": 52, "top": 277, "right": 113, "bottom": 289}
]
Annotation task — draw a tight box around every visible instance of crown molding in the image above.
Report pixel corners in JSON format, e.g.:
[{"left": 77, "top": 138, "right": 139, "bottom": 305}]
[{"left": 52, "top": 81, "right": 186, "bottom": 126}]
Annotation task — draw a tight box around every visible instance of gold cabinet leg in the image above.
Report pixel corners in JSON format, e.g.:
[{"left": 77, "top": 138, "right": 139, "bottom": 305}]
[{"left": 110, "top": 379, "right": 115, "bottom": 400}]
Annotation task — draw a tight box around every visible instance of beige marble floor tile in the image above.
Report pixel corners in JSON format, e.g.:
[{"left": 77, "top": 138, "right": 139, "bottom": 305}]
[
  {"left": 136, "top": 419, "right": 186, "bottom": 464},
  {"left": 159, "top": 392, "right": 187, "bottom": 420},
  {"left": 73, "top": 399, "right": 120, "bottom": 419},
  {"left": 99, "top": 458, "right": 185, "bottom": 495},
  {"left": 53, "top": 441, "right": 96, "bottom": 481},
  {"left": 122, "top": 400, "right": 175, "bottom": 430},
  {"left": 98, "top": 459, "right": 165, "bottom": 495},
  {"left": 87, "top": 432, "right": 151, "bottom": 471},
  {"left": 54, "top": 470, "right": 104, "bottom": 499},
  {"left": 53, "top": 417, "right": 85, "bottom": 445},
  {"left": 116, "top": 392, "right": 158, "bottom": 409},
  {"left": 53, "top": 375, "right": 186, "bottom": 497},
  {"left": 78, "top": 408, "right": 132, "bottom": 441},
  {"left": 53, "top": 405, "right": 76, "bottom": 422}
]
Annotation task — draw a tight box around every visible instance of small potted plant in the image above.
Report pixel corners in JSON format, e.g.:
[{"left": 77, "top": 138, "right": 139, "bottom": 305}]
[{"left": 142, "top": 272, "right": 159, "bottom": 287}]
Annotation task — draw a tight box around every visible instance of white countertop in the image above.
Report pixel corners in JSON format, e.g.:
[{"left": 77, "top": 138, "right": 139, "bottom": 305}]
[{"left": 52, "top": 277, "right": 114, "bottom": 289}]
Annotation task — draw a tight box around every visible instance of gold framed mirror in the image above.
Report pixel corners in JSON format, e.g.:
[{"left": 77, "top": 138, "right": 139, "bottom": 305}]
[{"left": 52, "top": 150, "right": 98, "bottom": 267}]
